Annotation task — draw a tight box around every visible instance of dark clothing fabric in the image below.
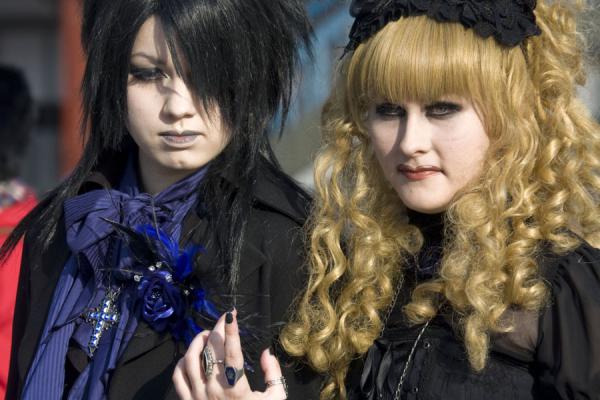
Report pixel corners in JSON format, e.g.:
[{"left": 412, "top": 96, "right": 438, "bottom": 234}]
[
  {"left": 347, "top": 213, "right": 600, "bottom": 400},
  {"left": 22, "top": 160, "right": 208, "bottom": 400},
  {"left": 7, "top": 160, "right": 321, "bottom": 400},
  {"left": 405, "top": 210, "right": 443, "bottom": 281}
]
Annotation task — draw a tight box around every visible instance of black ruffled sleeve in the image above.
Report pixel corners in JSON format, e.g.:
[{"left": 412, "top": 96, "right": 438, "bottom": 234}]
[{"left": 535, "top": 242, "right": 600, "bottom": 398}]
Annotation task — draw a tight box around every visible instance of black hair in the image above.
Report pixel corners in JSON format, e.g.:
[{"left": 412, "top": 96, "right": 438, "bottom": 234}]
[
  {"left": 1, "top": 0, "right": 312, "bottom": 298},
  {"left": 0, "top": 65, "right": 34, "bottom": 181}
]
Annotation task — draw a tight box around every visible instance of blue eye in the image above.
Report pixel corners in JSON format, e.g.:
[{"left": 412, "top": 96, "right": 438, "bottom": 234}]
[
  {"left": 426, "top": 102, "right": 462, "bottom": 118},
  {"left": 374, "top": 103, "right": 405, "bottom": 118},
  {"left": 129, "top": 66, "right": 166, "bottom": 82}
]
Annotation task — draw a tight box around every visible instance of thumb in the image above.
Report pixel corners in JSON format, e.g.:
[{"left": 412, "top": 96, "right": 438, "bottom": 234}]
[{"left": 261, "top": 348, "right": 287, "bottom": 399}]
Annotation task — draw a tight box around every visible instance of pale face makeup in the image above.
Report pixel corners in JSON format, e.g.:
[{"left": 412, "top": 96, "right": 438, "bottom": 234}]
[
  {"left": 367, "top": 98, "right": 489, "bottom": 213},
  {"left": 127, "top": 16, "right": 229, "bottom": 194}
]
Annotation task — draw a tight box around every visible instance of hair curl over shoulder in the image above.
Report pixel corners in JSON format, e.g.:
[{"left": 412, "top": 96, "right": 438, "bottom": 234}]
[{"left": 281, "top": 1, "right": 600, "bottom": 398}]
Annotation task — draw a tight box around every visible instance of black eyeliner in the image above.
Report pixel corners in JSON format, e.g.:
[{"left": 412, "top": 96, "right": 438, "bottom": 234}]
[
  {"left": 129, "top": 65, "right": 165, "bottom": 80},
  {"left": 374, "top": 102, "right": 405, "bottom": 117},
  {"left": 425, "top": 101, "right": 462, "bottom": 118}
]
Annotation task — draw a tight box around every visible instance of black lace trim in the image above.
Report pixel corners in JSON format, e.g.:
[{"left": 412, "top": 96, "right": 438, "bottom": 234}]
[{"left": 345, "top": 0, "right": 541, "bottom": 54}]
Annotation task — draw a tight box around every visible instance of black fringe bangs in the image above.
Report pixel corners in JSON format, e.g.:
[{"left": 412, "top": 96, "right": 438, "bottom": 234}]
[{"left": 159, "top": 0, "right": 312, "bottom": 171}]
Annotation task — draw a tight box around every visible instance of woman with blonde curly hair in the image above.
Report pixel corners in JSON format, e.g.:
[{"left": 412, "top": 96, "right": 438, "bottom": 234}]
[{"left": 282, "top": 0, "right": 600, "bottom": 398}]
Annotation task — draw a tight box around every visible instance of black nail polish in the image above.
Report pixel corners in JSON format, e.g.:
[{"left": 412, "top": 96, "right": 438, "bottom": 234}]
[
  {"left": 268, "top": 346, "right": 275, "bottom": 355},
  {"left": 225, "top": 312, "right": 233, "bottom": 324}
]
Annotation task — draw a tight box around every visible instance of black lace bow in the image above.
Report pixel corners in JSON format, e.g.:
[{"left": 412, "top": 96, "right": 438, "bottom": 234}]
[{"left": 345, "top": 0, "right": 541, "bottom": 54}]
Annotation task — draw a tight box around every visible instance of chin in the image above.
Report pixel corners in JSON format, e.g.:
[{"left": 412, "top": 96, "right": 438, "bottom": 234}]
[
  {"left": 399, "top": 197, "right": 449, "bottom": 214},
  {"left": 411, "top": 206, "right": 447, "bottom": 214},
  {"left": 161, "top": 157, "right": 206, "bottom": 172}
]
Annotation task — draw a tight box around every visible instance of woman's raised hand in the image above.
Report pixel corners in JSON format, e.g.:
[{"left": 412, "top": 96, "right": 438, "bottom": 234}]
[{"left": 172, "top": 310, "right": 288, "bottom": 400}]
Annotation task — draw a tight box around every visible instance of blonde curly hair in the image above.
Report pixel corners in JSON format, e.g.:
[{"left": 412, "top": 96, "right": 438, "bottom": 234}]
[{"left": 281, "top": 1, "right": 600, "bottom": 398}]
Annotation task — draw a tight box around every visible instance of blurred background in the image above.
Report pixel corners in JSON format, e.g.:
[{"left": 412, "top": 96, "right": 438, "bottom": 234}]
[{"left": 0, "top": 0, "right": 598, "bottom": 194}]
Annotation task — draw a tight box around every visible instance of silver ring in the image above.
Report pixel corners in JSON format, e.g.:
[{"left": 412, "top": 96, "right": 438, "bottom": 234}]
[
  {"left": 266, "top": 376, "right": 288, "bottom": 397},
  {"left": 225, "top": 365, "right": 245, "bottom": 386},
  {"left": 201, "top": 346, "right": 223, "bottom": 378}
]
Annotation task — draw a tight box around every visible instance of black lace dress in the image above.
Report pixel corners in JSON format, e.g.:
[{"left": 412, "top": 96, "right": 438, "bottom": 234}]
[{"left": 346, "top": 212, "right": 600, "bottom": 400}]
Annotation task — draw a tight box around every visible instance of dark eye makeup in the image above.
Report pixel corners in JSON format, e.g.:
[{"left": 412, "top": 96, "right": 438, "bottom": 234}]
[
  {"left": 373, "top": 100, "right": 463, "bottom": 119},
  {"left": 425, "top": 101, "right": 462, "bottom": 117},
  {"left": 129, "top": 66, "right": 167, "bottom": 82},
  {"left": 374, "top": 103, "right": 406, "bottom": 117}
]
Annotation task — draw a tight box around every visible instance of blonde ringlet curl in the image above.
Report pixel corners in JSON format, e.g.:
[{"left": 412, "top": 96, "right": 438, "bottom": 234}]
[
  {"left": 281, "top": 1, "right": 600, "bottom": 398},
  {"left": 281, "top": 73, "right": 421, "bottom": 398}
]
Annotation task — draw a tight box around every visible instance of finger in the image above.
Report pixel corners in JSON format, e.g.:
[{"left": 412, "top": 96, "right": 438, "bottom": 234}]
[
  {"left": 224, "top": 310, "right": 243, "bottom": 369},
  {"left": 172, "top": 358, "right": 193, "bottom": 400},
  {"left": 223, "top": 310, "right": 250, "bottom": 391},
  {"left": 261, "top": 348, "right": 287, "bottom": 400},
  {"left": 182, "top": 330, "right": 210, "bottom": 397},
  {"left": 203, "top": 312, "right": 229, "bottom": 398},
  {"left": 206, "top": 312, "right": 227, "bottom": 362}
]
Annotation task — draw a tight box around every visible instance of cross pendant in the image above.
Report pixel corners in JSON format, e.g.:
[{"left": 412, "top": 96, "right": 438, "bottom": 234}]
[{"left": 84, "top": 287, "right": 121, "bottom": 356}]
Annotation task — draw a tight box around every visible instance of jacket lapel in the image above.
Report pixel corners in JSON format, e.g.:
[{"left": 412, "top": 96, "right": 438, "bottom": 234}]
[
  {"left": 17, "top": 218, "right": 71, "bottom": 382},
  {"left": 16, "top": 169, "right": 120, "bottom": 380}
]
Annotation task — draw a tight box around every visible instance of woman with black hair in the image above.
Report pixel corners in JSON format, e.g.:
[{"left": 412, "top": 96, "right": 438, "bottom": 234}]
[{"left": 2, "top": 1, "right": 320, "bottom": 399}]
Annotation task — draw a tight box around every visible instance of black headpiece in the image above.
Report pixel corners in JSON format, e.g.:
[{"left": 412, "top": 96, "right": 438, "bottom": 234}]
[{"left": 345, "top": 0, "right": 542, "bottom": 54}]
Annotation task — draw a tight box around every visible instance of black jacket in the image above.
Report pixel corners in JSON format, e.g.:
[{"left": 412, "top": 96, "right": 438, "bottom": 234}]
[{"left": 7, "top": 162, "right": 321, "bottom": 399}]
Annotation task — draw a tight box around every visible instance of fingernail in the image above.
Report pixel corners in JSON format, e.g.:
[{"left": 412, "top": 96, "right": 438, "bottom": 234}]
[
  {"left": 225, "top": 311, "right": 233, "bottom": 324},
  {"left": 268, "top": 346, "right": 275, "bottom": 355}
]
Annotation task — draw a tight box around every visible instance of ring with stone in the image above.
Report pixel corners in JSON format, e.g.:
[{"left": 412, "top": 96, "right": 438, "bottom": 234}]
[
  {"left": 201, "top": 346, "right": 223, "bottom": 378},
  {"left": 224, "top": 365, "right": 245, "bottom": 386},
  {"left": 266, "top": 376, "right": 288, "bottom": 397}
]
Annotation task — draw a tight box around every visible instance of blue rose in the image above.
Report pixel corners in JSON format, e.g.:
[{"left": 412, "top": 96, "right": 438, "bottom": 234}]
[{"left": 137, "top": 271, "right": 184, "bottom": 332}]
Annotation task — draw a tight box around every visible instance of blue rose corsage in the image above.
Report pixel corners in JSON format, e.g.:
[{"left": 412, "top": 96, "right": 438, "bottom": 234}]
[{"left": 104, "top": 220, "right": 221, "bottom": 344}]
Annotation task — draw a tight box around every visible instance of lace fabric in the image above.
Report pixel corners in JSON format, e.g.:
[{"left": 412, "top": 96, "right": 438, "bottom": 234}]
[{"left": 345, "top": 0, "right": 542, "bottom": 54}]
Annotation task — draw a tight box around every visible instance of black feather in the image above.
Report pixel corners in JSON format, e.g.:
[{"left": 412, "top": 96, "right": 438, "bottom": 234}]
[{"left": 100, "top": 217, "right": 162, "bottom": 268}]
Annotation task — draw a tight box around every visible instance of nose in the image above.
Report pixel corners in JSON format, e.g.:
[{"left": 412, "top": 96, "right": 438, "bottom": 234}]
[
  {"left": 161, "top": 78, "right": 197, "bottom": 120},
  {"left": 398, "top": 112, "right": 432, "bottom": 157}
]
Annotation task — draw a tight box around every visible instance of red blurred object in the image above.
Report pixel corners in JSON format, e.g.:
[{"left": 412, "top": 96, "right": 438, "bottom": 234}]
[
  {"left": 0, "top": 194, "right": 37, "bottom": 400},
  {"left": 59, "top": 0, "right": 85, "bottom": 176}
]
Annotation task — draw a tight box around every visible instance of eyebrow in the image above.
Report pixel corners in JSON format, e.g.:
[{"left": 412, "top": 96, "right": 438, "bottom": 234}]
[{"left": 130, "top": 52, "right": 168, "bottom": 66}]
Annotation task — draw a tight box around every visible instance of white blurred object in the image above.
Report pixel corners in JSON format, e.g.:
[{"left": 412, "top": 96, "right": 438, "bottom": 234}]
[
  {"left": 293, "top": 164, "right": 315, "bottom": 192},
  {"left": 579, "top": 67, "right": 600, "bottom": 120}
]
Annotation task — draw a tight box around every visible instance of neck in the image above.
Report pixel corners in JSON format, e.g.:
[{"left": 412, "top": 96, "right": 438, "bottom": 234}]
[{"left": 137, "top": 153, "right": 197, "bottom": 195}]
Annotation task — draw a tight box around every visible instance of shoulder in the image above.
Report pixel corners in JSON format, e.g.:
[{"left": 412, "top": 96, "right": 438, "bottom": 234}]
[
  {"left": 535, "top": 241, "right": 600, "bottom": 396},
  {"left": 250, "top": 159, "right": 312, "bottom": 227},
  {"left": 244, "top": 162, "right": 312, "bottom": 262},
  {"left": 538, "top": 240, "right": 600, "bottom": 294}
]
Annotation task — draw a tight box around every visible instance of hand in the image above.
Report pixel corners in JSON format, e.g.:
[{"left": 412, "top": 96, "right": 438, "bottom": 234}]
[{"left": 172, "top": 310, "right": 288, "bottom": 400}]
